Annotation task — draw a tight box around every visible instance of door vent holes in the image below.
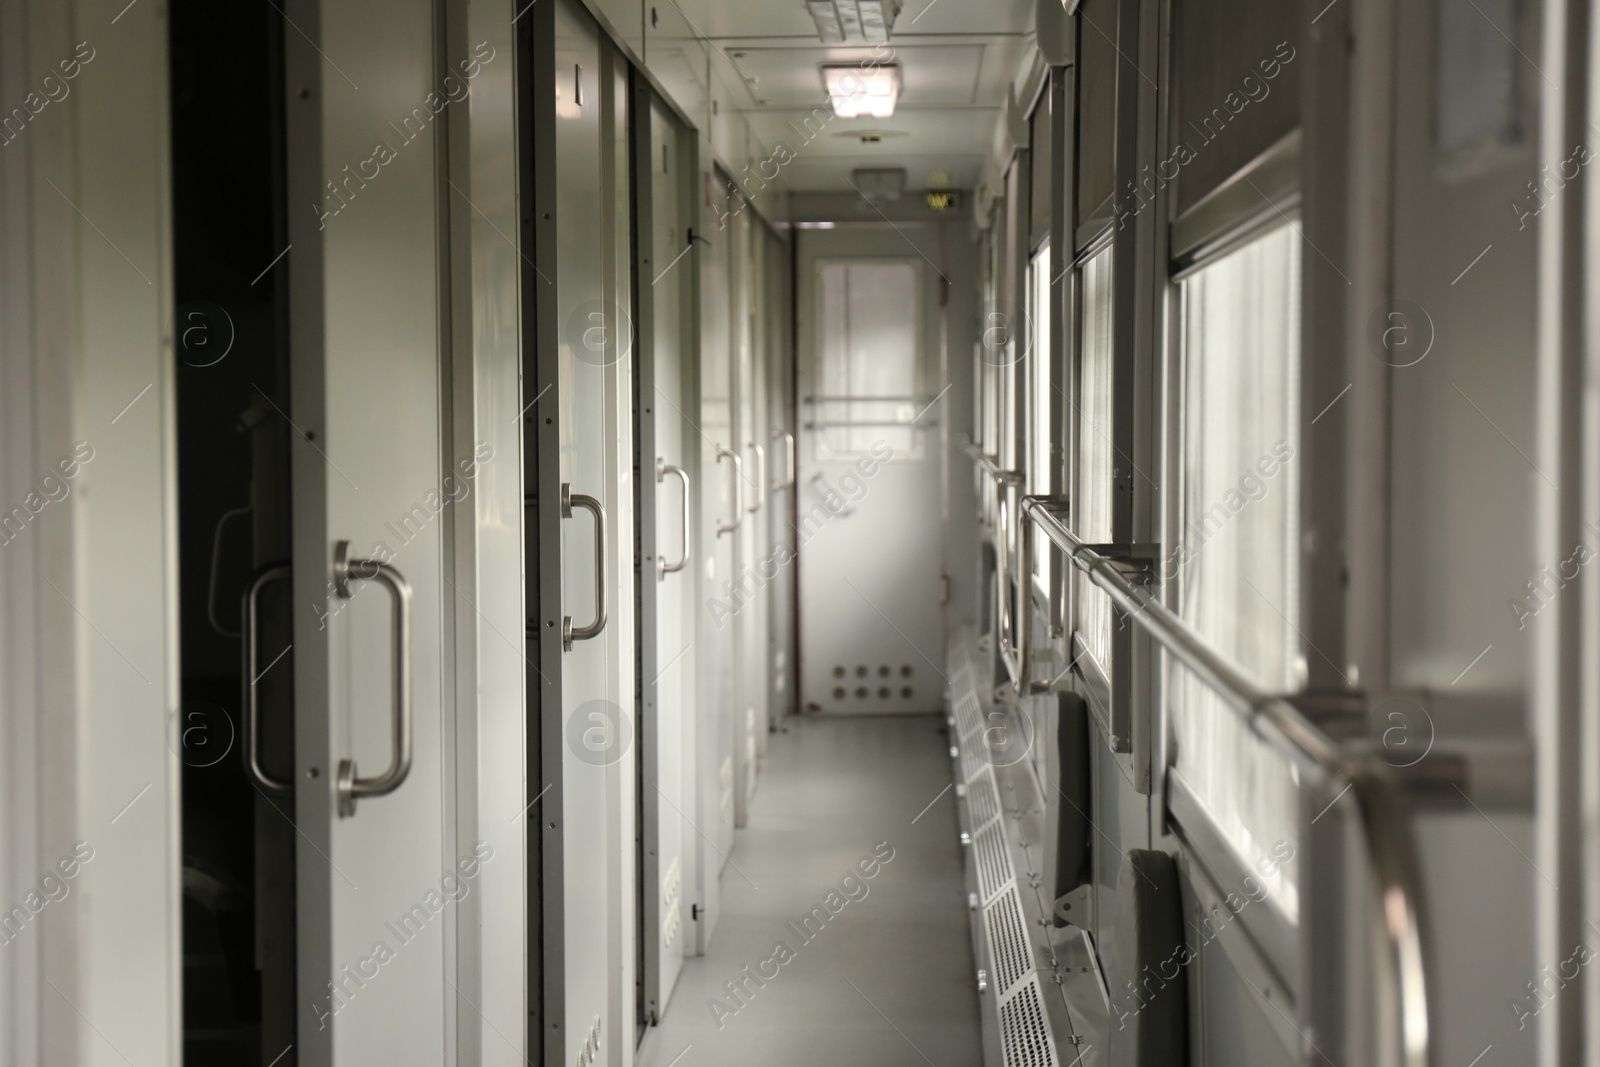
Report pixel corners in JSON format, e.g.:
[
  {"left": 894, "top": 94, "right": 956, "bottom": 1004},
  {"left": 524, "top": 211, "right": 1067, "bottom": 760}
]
[{"left": 825, "top": 666, "right": 919, "bottom": 703}]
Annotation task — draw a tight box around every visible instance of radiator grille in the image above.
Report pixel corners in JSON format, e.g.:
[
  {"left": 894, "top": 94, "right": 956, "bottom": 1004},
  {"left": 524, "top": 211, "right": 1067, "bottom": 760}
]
[
  {"left": 960, "top": 740, "right": 988, "bottom": 786},
  {"left": 967, "top": 768, "right": 1001, "bottom": 829},
  {"left": 999, "top": 974, "right": 1060, "bottom": 1067},
  {"left": 974, "top": 822, "right": 1014, "bottom": 903},
  {"left": 985, "top": 887, "right": 1032, "bottom": 997}
]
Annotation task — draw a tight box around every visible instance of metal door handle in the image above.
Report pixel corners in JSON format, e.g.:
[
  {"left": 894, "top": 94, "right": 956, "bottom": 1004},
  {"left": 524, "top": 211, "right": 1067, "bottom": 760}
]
[
  {"left": 242, "top": 563, "right": 293, "bottom": 794},
  {"left": 332, "top": 541, "right": 412, "bottom": 818},
  {"left": 772, "top": 429, "right": 796, "bottom": 489},
  {"left": 808, "top": 471, "right": 855, "bottom": 517},
  {"left": 748, "top": 442, "right": 766, "bottom": 512},
  {"left": 716, "top": 445, "right": 743, "bottom": 536},
  {"left": 658, "top": 459, "right": 690, "bottom": 580},
  {"left": 562, "top": 484, "right": 607, "bottom": 647}
]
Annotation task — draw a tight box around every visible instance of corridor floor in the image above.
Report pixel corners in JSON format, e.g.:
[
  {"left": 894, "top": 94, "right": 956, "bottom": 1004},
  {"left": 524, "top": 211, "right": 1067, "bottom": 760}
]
[{"left": 639, "top": 713, "right": 982, "bottom": 1067}]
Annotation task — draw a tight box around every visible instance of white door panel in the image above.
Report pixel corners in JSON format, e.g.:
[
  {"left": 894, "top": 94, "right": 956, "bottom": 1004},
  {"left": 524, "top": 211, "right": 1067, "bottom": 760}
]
[
  {"left": 644, "top": 95, "right": 695, "bottom": 1015},
  {"left": 696, "top": 176, "right": 737, "bottom": 944},
  {"left": 285, "top": 1, "right": 453, "bottom": 1061},
  {"left": 797, "top": 237, "right": 947, "bottom": 715},
  {"left": 547, "top": 3, "right": 638, "bottom": 1060}
]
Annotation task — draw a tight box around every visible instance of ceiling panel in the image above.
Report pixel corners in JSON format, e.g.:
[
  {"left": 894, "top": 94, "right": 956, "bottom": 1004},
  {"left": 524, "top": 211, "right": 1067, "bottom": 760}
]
[
  {"left": 726, "top": 44, "right": 986, "bottom": 107},
  {"left": 663, "top": 0, "right": 1036, "bottom": 39},
  {"left": 658, "top": 0, "right": 1037, "bottom": 193},
  {"left": 743, "top": 107, "right": 998, "bottom": 191},
  {"left": 779, "top": 154, "right": 984, "bottom": 191}
]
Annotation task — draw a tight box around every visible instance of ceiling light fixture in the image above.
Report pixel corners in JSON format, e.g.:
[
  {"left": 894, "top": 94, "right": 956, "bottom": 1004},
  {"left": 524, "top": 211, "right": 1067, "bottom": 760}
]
[{"left": 822, "top": 64, "right": 901, "bottom": 119}]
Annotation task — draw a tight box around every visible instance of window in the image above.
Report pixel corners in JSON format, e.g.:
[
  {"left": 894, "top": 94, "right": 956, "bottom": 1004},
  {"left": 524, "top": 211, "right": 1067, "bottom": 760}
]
[
  {"left": 1074, "top": 246, "right": 1114, "bottom": 674},
  {"left": 1172, "top": 223, "right": 1303, "bottom": 919},
  {"left": 1028, "top": 243, "right": 1053, "bottom": 594},
  {"left": 814, "top": 260, "right": 922, "bottom": 459}
]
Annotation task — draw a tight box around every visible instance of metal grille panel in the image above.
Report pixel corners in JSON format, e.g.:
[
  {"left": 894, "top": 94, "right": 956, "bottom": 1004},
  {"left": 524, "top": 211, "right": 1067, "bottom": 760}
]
[
  {"left": 974, "top": 822, "right": 1014, "bottom": 903},
  {"left": 999, "top": 974, "right": 1060, "bottom": 1067},
  {"left": 967, "top": 767, "right": 1001, "bottom": 829},
  {"left": 985, "top": 887, "right": 1032, "bottom": 997}
]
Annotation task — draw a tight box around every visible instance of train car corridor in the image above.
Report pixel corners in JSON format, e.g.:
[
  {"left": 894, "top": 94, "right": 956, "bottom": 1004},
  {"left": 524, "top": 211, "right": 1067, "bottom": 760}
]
[
  {"left": 2, "top": 0, "right": 1582, "bottom": 1064},
  {"left": 640, "top": 714, "right": 980, "bottom": 1067}
]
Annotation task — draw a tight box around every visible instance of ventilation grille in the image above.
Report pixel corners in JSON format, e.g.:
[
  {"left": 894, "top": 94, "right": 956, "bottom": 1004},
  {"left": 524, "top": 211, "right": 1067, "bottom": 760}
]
[
  {"left": 985, "top": 887, "right": 1032, "bottom": 997},
  {"left": 955, "top": 691, "right": 983, "bottom": 743},
  {"left": 974, "top": 822, "right": 1014, "bottom": 903},
  {"left": 960, "top": 740, "right": 988, "bottom": 786},
  {"left": 661, "top": 856, "right": 682, "bottom": 949},
  {"left": 951, "top": 646, "right": 984, "bottom": 742},
  {"left": 999, "top": 974, "right": 1060, "bottom": 1067},
  {"left": 967, "top": 768, "right": 1001, "bottom": 829}
]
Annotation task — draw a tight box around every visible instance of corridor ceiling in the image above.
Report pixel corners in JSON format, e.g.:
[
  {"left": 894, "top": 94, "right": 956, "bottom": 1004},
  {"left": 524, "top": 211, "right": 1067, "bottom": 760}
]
[{"left": 670, "top": 0, "right": 1038, "bottom": 191}]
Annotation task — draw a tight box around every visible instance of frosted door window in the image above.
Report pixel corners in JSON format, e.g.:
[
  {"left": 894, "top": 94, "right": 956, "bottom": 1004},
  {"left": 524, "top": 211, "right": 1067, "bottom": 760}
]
[
  {"left": 1075, "top": 247, "right": 1114, "bottom": 674},
  {"left": 815, "top": 260, "right": 922, "bottom": 458},
  {"left": 1174, "top": 223, "right": 1303, "bottom": 920}
]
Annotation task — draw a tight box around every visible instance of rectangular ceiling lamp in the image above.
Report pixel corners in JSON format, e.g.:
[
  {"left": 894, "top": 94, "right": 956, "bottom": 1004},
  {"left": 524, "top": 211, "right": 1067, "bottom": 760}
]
[
  {"left": 806, "top": 0, "right": 845, "bottom": 43},
  {"left": 823, "top": 64, "right": 901, "bottom": 119}
]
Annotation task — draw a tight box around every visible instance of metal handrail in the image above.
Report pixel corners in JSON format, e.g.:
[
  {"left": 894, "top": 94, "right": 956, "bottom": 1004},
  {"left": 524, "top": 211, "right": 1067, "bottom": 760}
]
[{"left": 1017, "top": 494, "right": 1429, "bottom": 1067}]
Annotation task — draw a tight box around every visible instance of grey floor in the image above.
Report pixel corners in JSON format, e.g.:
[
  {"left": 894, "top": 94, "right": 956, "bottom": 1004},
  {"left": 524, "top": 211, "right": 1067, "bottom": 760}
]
[{"left": 639, "top": 714, "right": 983, "bottom": 1067}]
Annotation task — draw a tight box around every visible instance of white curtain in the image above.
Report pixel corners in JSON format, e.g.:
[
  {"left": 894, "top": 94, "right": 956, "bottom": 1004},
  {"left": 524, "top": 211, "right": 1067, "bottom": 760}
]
[
  {"left": 1030, "top": 244, "right": 1054, "bottom": 594},
  {"left": 1075, "top": 247, "right": 1115, "bottom": 673},
  {"left": 1174, "top": 223, "right": 1303, "bottom": 920}
]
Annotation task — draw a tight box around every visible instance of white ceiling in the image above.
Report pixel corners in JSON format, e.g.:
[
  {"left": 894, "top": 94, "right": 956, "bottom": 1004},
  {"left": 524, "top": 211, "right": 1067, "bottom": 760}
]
[{"left": 669, "top": 0, "right": 1037, "bottom": 192}]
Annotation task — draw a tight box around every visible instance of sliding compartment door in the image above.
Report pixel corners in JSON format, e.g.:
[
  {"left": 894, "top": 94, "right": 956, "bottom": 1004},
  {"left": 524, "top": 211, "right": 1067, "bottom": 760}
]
[
  {"left": 284, "top": 0, "right": 456, "bottom": 1060},
  {"left": 635, "top": 86, "right": 697, "bottom": 1024},
  {"left": 528, "top": 1, "right": 638, "bottom": 1058}
]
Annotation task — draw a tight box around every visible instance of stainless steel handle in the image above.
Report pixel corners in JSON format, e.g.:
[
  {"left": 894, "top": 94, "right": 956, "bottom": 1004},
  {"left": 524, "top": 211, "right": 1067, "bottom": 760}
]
[
  {"left": 242, "top": 563, "right": 293, "bottom": 794},
  {"left": 996, "top": 484, "right": 1017, "bottom": 676},
  {"left": 332, "top": 540, "right": 413, "bottom": 818},
  {"left": 807, "top": 471, "right": 856, "bottom": 517},
  {"left": 748, "top": 442, "right": 766, "bottom": 512},
  {"left": 562, "top": 484, "right": 607, "bottom": 647},
  {"left": 657, "top": 459, "right": 690, "bottom": 580},
  {"left": 772, "top": 429, "right": 796, "bottom": 489},
  {"left": 716, "top": 446, "right": 743, "bottom": 536}
]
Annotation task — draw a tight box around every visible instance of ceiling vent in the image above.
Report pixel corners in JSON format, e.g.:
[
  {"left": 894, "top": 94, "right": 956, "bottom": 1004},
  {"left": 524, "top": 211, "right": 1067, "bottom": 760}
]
[
  {"left": 807, "top": 0, "right": 903, "bottom": 44},
  {"left": 851, "top": 167, "right": 907, "bottom": 201}
]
